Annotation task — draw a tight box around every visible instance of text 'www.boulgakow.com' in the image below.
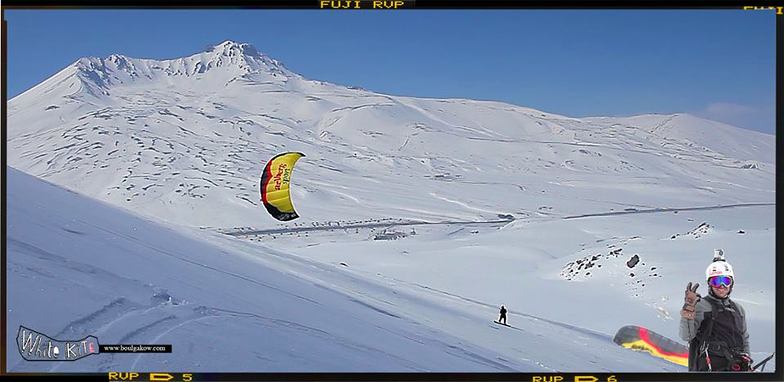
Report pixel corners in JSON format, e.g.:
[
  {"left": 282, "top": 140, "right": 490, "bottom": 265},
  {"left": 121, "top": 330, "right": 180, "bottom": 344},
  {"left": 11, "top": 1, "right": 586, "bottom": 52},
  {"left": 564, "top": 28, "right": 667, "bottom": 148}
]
[{"left": 100, "top": 344, "right": 172, "bottom": 353}]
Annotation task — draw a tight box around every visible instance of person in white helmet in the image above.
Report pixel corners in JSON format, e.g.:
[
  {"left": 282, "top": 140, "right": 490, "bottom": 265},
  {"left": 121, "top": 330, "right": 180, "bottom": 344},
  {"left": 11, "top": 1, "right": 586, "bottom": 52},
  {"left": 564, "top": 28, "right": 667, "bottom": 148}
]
[{"left": 679, "top": 249, "right": 751, "bottom": 371}]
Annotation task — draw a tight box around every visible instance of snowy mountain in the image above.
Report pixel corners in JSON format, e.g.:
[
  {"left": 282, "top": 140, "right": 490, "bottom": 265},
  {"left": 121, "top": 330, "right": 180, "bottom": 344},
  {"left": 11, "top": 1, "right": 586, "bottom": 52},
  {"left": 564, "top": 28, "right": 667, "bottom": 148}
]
[
  {"left": 6, "top": 40, "right": 776, "bottom": 372},
  {"left": 7, "top": 41, "right": 775, "bottom": 229}
]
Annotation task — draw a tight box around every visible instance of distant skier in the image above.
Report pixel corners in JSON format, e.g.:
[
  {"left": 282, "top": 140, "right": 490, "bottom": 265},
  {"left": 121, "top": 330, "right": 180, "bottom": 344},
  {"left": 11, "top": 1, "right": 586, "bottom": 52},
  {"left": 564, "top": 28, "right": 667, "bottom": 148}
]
[
  {"left": 680, "top": 249, "right": 752, "bottom": 371},
  {"left": 498, "top": 305, "right": 507, "bottom": 325}
]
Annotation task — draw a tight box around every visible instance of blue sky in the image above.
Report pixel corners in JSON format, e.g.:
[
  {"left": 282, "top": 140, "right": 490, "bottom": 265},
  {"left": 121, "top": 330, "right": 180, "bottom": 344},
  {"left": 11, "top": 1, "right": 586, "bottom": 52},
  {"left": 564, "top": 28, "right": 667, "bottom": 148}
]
[{"left": 4, "top": 9, "right": 777, "bottom": 133}]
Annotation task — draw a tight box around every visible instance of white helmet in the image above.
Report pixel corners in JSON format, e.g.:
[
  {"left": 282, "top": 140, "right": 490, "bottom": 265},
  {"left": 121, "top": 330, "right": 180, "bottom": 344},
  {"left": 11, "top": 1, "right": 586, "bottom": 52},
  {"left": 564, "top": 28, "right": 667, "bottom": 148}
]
[{"left": 705, "top": 248, "right": 734, "bottom": 281}]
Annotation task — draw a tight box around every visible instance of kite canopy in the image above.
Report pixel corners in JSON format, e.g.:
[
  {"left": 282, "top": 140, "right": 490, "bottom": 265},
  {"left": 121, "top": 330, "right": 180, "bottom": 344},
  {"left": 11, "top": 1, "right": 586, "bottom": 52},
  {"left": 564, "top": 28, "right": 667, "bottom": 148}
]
[
  {"left": 613, "top": 325, "right": 688, "bottom": 367},
  {"left": 260, "top": 152, "right": 305, "bottom": 221}
]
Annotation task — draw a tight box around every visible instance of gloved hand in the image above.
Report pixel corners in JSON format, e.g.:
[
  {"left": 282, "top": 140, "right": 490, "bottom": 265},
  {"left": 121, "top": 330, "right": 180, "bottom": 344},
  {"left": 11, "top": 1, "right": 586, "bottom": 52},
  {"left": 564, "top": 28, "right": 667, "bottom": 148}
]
[
  {"left": 739, "top": 353, "right": 753, "bottom": 370},
  {"left": 680, "top": 282, "right": 700, "bottom": 320},
  {"left": 730, "top": 353, "right": 753, "bottom": 371}
]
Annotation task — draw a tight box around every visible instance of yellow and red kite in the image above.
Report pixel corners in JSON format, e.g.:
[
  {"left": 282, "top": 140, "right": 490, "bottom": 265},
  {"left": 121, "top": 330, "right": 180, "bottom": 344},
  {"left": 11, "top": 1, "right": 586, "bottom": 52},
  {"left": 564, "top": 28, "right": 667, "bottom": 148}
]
[
  {"left": 613, "top": 325, "right": 688, "bottom": 367},
  {"left": 260, "top": 152, "right": 305, "bottom": 221}
]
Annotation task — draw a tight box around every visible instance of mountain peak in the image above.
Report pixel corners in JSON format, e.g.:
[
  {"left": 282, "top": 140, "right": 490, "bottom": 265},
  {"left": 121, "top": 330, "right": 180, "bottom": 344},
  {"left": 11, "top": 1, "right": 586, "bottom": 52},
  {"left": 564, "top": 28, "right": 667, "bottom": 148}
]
[
  {"left": 187, "top": 40, "right": 291, "bottom": 77},
  {"left": 62, "top": 40, "right": 295, "bottom": 98},
  {"left": 205, "top": 40, "right": 263, "bottom": 59}
]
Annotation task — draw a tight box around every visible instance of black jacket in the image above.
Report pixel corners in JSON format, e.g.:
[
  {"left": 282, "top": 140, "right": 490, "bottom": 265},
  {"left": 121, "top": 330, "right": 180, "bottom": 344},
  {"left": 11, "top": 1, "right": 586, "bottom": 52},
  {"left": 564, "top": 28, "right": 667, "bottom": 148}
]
[{"left": 679, "top": 295, "right": 749, "bottom": 371}]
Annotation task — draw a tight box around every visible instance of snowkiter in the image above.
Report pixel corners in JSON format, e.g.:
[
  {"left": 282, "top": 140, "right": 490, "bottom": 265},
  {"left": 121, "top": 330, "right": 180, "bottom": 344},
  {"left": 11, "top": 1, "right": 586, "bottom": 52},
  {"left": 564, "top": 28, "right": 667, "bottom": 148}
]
[
  {"left": 499, "top": 305, "right": 507, "bottom": 325},
  {"left": 680, "top": 249, "right": 752, "bottom": 371}
]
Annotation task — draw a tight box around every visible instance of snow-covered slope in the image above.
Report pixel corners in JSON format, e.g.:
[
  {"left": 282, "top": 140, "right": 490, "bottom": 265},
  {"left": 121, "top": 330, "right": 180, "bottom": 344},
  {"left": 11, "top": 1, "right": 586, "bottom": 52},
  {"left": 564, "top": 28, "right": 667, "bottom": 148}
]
[
  {"left": 584, "top": 113, "right": 775, "bottom": 164},
  {"left": 5, "top": 167, "right": 534, "bottom": 372},
  {"left": 7, "top": 167, "right": 705, "bottom": 372},
  {"left": 6, "top": 40, "right": 776, "bottom": 372}
]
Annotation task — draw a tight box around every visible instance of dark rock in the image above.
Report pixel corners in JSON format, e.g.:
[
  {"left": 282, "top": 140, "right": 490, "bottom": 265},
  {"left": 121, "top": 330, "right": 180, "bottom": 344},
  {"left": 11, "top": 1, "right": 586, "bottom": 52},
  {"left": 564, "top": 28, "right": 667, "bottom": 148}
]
[{"left": 626, "top": 254, "right": 640, "bottom": 268}]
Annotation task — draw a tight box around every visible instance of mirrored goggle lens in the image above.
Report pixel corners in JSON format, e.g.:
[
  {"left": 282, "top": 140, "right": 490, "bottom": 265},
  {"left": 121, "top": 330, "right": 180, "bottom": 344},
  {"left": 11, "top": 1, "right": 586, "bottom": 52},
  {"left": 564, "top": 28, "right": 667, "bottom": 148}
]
[{"left": 709, "top": 275, "right": 732, "bottom": 288}]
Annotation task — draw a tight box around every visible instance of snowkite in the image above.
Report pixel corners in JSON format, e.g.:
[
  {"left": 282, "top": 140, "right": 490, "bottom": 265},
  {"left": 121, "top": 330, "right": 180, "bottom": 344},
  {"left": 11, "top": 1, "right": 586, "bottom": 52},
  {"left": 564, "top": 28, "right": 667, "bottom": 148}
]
[
  {"left": 260, "top": 152, "right": 305, "bottom": 221},
  {"left": 613, "top": 325, "right": 688, "bottom": 366}
]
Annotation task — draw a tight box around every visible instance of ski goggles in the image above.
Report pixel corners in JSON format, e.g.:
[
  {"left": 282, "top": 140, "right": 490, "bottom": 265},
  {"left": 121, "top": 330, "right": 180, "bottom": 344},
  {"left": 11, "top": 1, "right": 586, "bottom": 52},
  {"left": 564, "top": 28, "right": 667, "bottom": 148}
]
[{"left": 708, "top": 275, "right": 733, "bottom": 288}]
